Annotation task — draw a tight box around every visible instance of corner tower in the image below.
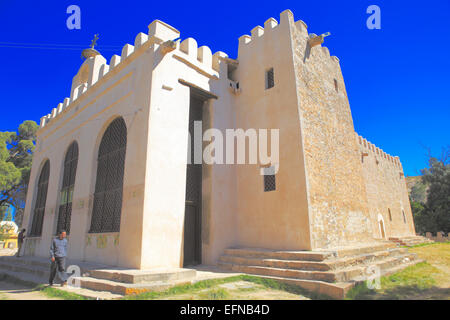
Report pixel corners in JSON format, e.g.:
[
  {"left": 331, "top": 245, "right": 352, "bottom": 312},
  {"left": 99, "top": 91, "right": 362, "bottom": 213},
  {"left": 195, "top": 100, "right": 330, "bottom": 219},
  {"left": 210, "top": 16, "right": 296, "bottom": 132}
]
[{"left": 287, "top": 11, "right": 374, "bottom": 249}]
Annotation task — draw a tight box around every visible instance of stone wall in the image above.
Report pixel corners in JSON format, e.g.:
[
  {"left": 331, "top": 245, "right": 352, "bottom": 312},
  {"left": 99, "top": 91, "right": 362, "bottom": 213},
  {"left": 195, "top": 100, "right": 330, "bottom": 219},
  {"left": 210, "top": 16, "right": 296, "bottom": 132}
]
[
  {"left": 357, "top": 135, "right": 416, "bottom": 239},
  {"left": 425, "top": 232, "right": 450, "bottom": 243},
  {"left": 231, "top": 10, "right": 312, "bottom": 251},
  {"left": 289, "top": 12, "right": 374, "bottom": 249}
]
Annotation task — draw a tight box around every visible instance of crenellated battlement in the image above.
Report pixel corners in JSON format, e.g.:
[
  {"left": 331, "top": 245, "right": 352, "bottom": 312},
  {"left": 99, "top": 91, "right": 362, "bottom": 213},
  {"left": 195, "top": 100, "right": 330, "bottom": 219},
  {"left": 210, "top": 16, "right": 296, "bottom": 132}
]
[
  {"left": 356, "top": 132, "right": 403, "bottom": 170},
  {"left": 175, "top": 36, "right": 223, "bottom": 76},
  {"left": 237, "top": 11, "right": 286, "bottom": 50},
  {"left": 38, "top": 18, "right": 231, "bottom": 131},
  {"left": 236, "top": 9, "right": 340, "bottom": 68},
  {"left": 38, "top": 10, "right": 346, "bottom": 131}
]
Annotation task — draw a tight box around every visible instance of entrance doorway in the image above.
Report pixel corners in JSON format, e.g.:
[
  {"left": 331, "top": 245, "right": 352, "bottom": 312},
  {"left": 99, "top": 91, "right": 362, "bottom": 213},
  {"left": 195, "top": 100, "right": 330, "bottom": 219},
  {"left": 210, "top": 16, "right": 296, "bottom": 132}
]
[{"left": 183, "top": 96, "right": 203, "bottom": 266}]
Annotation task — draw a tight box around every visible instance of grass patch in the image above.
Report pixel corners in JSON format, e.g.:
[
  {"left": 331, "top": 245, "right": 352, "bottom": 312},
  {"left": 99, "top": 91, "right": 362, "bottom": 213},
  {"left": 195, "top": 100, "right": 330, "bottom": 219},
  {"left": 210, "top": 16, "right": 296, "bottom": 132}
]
[
  {"left": 346, "top": 261, "right": 445, "bottom": 300},
  {"left": 347, "top": 242, "right": 450, "bottom": 300},
  {"left": 345, "top": 282, "right": 374, "bottom": 300},
  {"left": 236, "top": 286, "right": 260, "bottom": 293},
  {"left": 381, "top": 262, "right": 436, "bottom": 291},
  {"left": 123, "top": 276, "right": 243, "bottom": 300},
  {"left": 401, "top": 241, "right": 450, "bottom": 249},
  {"left": 123, "top": 274, "right": 331, "bottom": 300},
  {"left": 36, "top": 285, "right": 92, "bottom": 300},
  {"left": 198, "top": 288, "right": 230, "bottom": 300}
]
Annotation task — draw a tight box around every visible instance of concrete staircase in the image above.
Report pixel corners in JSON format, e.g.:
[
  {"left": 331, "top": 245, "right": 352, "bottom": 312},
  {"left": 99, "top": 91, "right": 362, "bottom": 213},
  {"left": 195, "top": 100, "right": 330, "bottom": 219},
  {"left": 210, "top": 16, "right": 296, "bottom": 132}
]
[
  {"left": 0, "top": 255, "right": 197, "bottom": 299},
  {"left": 389, "top": 236, "right": 434, "bottom": 247},
  {"left": 218, "top": 242, "right": 423, "bottom": 299}
]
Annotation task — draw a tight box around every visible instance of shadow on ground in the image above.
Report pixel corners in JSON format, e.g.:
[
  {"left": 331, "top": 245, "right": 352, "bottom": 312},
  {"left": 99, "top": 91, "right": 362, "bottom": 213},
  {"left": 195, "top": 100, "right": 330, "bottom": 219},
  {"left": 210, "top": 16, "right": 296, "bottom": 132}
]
[
  {"left": 0, "top": 280, "right": 58, "bottom": 300},
  {"left": 350, "top": 283, "right": 450, "bottom": 300}
]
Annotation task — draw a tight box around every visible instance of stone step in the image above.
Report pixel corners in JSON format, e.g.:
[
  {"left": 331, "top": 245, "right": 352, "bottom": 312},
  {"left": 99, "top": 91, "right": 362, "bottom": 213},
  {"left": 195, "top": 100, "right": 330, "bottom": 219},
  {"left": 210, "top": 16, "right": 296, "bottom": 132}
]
[
  {"left": 389, "top": 236, "right": 433, "bottom": 247},
  {"left": 325, "top": 248, "right": 408, "bottom": 270},
  {"left": 253, "top": 275, "right": 354, "bottom": 299},
  {"left": 219, "top": 262, "right": 337, "bottom": 282},
  {"left": 223, "top": 248, "right": 334, "bottom": 262},
  {"left": 0, "top": 256, "right": 49, "bottom": 269},
  {"left": 220, "top": 247, "right": 408, "bottom": 272},
  {"left": 333, "top": 253, "right": 417, "bottom": 282},
  {"left": 377, "top": 258, "right": 424, "bottom": 278},
  {"left": 223, "top": 243, "right": 398, "bottom": 263},
  {"left": 399, "top": 240, "right": 429, "bottom": 246},
  {"left": 329, "top": 242, "right": 398, "bottom": 258},
  {"left": 390, "top": 236, "right": 417, "bottom": 240},
  {"left": 0, "top": 268, "right": 122, "bottom": 299},
  {"left": 0, "top": 256, "right": 198, "bottom": 297},
  {"left": 219, "top": 253, "right": 417, "bottom": 283},
  {"left": 0, "top": 255, "right": 105, "bottom": 274},
  {"left": 0, "top": 260, "right": 49, "bottom": 279},
  {"left": 259, "top": 257, "right": 424, "bottom": 299},
  {"left": 76, "top": 275, "right": 192, "bottom": 295},
  {"left": 219, "top": 255, "right": 331, "bottom": 271},
  {"left": 88, "top": 268, "right": 196, "bottom": 284}
]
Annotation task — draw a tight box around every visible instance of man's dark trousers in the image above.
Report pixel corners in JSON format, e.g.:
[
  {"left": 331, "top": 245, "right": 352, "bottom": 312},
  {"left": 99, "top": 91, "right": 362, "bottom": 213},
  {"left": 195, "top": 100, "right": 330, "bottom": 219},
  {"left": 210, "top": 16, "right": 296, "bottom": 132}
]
[{"left": 49, "top": 257, "right": 68, "bottom": 285}]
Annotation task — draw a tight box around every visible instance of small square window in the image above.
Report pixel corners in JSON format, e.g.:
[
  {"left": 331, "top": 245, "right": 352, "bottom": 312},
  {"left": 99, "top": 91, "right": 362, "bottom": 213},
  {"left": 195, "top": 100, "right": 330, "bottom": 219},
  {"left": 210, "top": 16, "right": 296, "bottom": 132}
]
[
  {"left": 264, "top": 174, "right": 276, "bottom": 192},
  {"left": 266, "top": 68, "right": 274, "bottom": 89}
]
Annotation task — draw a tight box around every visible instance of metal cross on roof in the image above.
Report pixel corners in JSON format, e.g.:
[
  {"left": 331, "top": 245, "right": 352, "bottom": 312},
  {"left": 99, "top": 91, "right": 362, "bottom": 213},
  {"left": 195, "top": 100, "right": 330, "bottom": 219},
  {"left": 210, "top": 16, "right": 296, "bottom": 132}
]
[{"left": 90, "top": 34, "right": 99, "bottom": 49}]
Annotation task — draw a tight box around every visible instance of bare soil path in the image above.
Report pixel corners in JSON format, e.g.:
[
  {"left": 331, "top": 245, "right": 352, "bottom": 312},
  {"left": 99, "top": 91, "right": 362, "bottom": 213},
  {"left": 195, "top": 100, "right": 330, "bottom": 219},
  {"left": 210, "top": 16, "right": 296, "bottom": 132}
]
[{"left": 0, "top": 280, "right": 61, "bottom": 300}]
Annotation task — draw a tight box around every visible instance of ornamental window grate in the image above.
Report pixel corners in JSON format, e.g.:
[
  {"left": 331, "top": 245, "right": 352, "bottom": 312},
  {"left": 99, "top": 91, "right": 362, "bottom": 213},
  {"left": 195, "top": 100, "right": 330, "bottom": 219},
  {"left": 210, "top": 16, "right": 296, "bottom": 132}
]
[
  {"left": 266, "top": 68, "right": 274, "bottom": 89},
  {"left": 89, "top": 118, "right": 127, "bottom": 233},
  {"left": 56, "top": 142, "right": 78, "bottom": 235},
  {"left": 264, "top": 174, "right": 276, "bottom": 192},
  {"left": 30, "top": 160, "right": 50, "bottom": 236}
]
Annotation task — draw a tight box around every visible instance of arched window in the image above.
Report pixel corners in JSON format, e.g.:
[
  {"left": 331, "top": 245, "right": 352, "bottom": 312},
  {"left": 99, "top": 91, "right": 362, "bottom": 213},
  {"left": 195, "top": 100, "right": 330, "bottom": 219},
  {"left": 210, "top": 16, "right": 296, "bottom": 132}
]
[
  {"left": 56, "top": 142, "right": 78, "bottom": 234},
  {"left": 89, "top": 118, "right": 127, "bottom": 233},
  {"left": 30, "top": 160, "right": 50, "bottom": 236}
]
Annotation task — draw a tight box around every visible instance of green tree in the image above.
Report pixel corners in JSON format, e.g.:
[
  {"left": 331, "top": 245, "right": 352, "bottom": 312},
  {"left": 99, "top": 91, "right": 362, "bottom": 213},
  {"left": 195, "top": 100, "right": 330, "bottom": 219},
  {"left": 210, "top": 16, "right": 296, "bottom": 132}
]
[
  {"left": 412, "top": 146, "right": 450, "bottom": 234},
  {"left": 410, "top": 200, "right": 427, "bottom": 233},
  {"left": 410, "top": 181, "right": 427, "bottom": 203},
  {"left": 0, "top": 205, "right": 13, "bottom": 221},
  {"left": 0, "top": 120, "right": 38, "bottom": 227}
]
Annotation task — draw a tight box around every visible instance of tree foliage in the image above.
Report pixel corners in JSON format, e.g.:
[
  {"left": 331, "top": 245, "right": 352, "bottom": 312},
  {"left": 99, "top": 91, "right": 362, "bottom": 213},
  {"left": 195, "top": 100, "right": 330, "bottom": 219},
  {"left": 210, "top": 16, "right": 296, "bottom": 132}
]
[
  {"left": 0, "top": 121, "right": 38, "bottom": 227},
  {"left": 411, "top": 146, "right": 450, "bottom": 234},
  {"left": 410, "top": 181, "right": 427, "bottom": 203}
]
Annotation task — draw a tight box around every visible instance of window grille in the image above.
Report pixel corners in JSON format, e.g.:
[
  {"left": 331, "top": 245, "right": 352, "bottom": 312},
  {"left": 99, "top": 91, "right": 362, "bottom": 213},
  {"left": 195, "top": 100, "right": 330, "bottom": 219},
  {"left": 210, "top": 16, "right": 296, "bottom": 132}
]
[
  {"left": 89, "top": 118, "right": 127, "bottom": 233},
  {"left": 56, "top": 142, "right": 78, "bottom": 234},
  {"left": 266, "top": 68, "right": 274, "bottom": 89},
  {"left": 30, "top": 160, "right": 50, "bottom": 236},
  {"left": 264, "top": 174, "right": 276, "bottom": 192}
]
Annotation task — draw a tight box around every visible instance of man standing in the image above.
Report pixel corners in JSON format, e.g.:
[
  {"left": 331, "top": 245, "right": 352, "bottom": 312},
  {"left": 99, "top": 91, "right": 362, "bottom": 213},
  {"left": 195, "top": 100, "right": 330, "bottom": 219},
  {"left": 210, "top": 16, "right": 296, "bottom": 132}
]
[
  {"left": 16, "top": 228, "right": 26, "bottom": 257},
  {"left": 49, "top": 230, "right": 69, "bottom": 286}
]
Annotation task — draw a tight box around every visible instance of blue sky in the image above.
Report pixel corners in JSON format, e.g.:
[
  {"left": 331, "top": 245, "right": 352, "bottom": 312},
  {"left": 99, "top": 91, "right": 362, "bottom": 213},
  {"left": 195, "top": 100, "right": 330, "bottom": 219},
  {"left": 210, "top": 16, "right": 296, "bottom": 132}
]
[{"left": 0, "top": 0, "right": 448, "bottom": 176}]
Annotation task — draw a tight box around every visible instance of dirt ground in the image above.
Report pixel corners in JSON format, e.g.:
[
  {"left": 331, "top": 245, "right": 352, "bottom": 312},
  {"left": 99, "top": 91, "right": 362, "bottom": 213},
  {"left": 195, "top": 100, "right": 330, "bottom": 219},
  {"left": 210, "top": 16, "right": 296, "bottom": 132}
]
[{"left": 0, "top": 281, "right": 60, "bottom": 300}]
